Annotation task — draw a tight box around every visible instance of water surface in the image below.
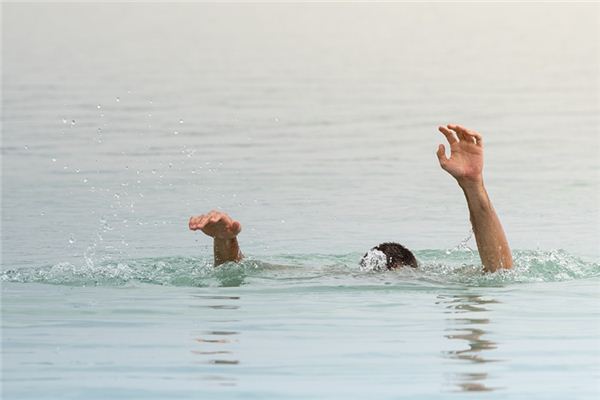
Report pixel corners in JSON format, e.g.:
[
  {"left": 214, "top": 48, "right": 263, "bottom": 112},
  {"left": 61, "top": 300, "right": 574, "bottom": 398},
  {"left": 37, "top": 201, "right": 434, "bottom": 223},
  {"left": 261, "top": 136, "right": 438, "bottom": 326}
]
[{"left": 2, "top": 3, "right": 599, "bottom": 399}]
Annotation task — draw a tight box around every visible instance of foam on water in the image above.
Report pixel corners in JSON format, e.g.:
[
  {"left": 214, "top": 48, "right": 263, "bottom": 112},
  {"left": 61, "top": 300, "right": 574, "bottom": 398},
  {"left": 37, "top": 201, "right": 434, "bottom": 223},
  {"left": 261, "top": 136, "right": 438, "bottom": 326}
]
[{"left": 2, "top": 249, "right": 598, "bottom": 288}]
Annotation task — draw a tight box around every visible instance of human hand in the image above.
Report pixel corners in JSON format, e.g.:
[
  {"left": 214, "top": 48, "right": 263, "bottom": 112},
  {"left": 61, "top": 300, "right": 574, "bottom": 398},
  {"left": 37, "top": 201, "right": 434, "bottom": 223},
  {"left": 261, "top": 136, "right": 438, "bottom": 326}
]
[
  {"left": 436, "top": 124, "right": 484, "bottom": 186},
  {"left": 189, "top": 210, "right": 242, "bottom": 239}
]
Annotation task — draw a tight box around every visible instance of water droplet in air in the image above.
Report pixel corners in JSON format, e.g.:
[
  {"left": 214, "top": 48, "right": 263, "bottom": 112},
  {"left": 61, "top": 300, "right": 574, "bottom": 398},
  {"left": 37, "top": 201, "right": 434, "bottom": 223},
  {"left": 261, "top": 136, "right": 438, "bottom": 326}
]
[
  {"left": 151, "top": 169, "right": 157, "bottom": 175},
  {"left": 179, "top": 119, "right": 184, "bottom": 124},
  {"left": 173, "top": 131, "right": 179, "bottom": 135},
  {"left": 52, "top": 158, "right": 57, "bottom": 162},
  {"left": 68, "top": 237, "right": 75, "bottom": 244},
  {"left": 116, "top": 97, "right": 120, "bottom": 102},
  {"left": 97, "top": 105, "right": 101, "bottom": 109},
  {"left": 281, "top": 219, "right": 286, "bottom": 224},
  {"left": 62, "top": 118, "right": 67, "bottom": 124},
  {"left": 83, "top": 178, "right": 88, "bottom": 183},
  {"left": 71, "top": 120, "right": 76, "bottom": 126},
  {"left": 24, "top": 145, "right": 29, "bottom": 150}
]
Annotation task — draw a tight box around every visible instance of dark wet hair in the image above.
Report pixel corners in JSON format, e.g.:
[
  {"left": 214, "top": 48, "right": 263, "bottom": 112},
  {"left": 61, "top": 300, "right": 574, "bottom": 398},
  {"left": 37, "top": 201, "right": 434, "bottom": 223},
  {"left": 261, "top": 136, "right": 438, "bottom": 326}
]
[{"left": 361, "top": 242, "right": 418, "bottom": 269}]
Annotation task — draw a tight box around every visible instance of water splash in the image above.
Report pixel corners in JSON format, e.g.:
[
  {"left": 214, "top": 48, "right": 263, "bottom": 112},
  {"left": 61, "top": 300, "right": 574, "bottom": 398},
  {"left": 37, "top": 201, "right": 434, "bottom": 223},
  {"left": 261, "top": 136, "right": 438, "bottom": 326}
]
[{"left": 1, "top": 250, "right": 598, "bottom": 288}]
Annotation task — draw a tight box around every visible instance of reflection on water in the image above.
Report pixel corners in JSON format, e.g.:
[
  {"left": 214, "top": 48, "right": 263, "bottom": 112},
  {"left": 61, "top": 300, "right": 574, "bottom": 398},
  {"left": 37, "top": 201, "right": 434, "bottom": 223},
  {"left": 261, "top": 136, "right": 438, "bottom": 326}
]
[
  {"left": 438, "top": 293, "right": 501, "bottom": 392},
  {"left": 192, "top": 294, "right": 240, "bottom": 386}
]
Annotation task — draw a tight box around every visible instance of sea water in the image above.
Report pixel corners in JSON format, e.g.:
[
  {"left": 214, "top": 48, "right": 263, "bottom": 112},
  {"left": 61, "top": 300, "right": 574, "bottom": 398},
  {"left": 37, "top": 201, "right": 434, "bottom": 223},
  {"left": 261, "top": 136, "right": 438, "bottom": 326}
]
[{"left": 2, "top": 3, "right": 599, "bottom": 399}]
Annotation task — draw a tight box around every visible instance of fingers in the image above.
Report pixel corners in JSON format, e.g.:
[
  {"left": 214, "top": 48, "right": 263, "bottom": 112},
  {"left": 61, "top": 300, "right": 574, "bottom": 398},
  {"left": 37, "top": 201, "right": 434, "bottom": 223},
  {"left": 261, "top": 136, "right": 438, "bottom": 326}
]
[
  {"left": 231, "top": 221, "right": 242, "bottom": 235},
  {"left": 189, "top": 211, "right": 236, "bottom": 233},
  {"left": 447, "top": 124, "right": 483, "bottom": 146},
  {"left": 189, "top": 215, "right": 202, "bottom": 230},
  {"left": 189, "top": 215, "right": 208, "bottom": 230},
  {"left": 209, "top": 213, "right": 223, "bottom": 223},
  {"left": 436, "top": 144, "right": 448, "bottom": 167},
  {"left": 438, "top": 126, "right": 458, "bottom": 145},
  {"left": 199, "top": 215, "right": 209, "bottom": 227}
]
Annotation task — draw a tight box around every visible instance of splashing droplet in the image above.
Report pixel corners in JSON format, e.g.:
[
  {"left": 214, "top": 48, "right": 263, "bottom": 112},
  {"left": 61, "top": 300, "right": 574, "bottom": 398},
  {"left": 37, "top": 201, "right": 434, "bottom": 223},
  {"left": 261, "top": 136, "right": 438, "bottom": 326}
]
[
  {"left": 83, "top": 178, "right": 88, "bottom": 183},
  {"left": 173, "top": 131, "right": 179, "bottom": 135},
  {"left": 151, "top": 169, "right": 157, "bottom": 175},
  {"left": 71, "top": 120, "right": 76, "bottom": 126},
  {"left": 24, "top": 145, "right": 29, "bottom": 150},
  {"left": 62, "top": 118, "right": 67, "bottom": 124},
  {"left": 116, "top": 97, "right": 120, "bottom": 102},
  {"left": 52, "top": 158, "right": 57, "bottom": 162},
  {"left": 97, "top": 104, "right": 102, "bottom": 109},
  {"left": 179, "top": 119, "right": 184, "bottom": 124}
]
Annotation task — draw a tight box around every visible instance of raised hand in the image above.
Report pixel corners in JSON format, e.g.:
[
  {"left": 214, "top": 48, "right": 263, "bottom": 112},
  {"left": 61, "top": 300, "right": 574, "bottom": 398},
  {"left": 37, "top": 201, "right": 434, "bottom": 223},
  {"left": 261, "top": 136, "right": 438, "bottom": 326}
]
[
  {"left": 435, "top": 124, "right": 512, "bottom": 271},
  {"left": 189, "top": 210, "right": 242, "bottom": 239},
  {"left": 436, "top": 124, "right": 484, "bottom": 185}
]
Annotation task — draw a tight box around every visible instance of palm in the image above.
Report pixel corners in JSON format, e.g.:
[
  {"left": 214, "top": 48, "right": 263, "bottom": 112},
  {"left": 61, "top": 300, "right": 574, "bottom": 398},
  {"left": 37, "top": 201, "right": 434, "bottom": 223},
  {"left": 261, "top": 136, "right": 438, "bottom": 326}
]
[
  {"left": 202, "top": 219, "right": 240, "bottom": 239},
  {"left": 437, "top": 125, "right": 484, "bottom": 183},
  {"left": 189, "top": 211, "right": 242, "bottom": 239},
  {"left": 444, "top": 141, "right": 483, "bottom": 180}
]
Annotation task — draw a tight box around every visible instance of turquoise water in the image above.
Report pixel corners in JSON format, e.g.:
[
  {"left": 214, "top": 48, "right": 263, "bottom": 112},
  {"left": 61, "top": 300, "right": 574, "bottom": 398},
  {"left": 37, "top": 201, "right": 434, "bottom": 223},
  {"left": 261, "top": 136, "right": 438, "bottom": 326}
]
[
  {"left": 2, "top": 3, "right": 600, "bottom": 399},
  {"left": 2, "top": 251, "right": 600, "bottom": 399}
]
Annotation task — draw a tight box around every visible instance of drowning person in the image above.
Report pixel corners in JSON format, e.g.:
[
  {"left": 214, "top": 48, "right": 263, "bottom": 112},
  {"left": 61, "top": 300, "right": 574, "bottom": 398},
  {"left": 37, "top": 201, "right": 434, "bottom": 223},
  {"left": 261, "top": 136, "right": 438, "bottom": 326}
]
[{"left": 189, "top": 124, "right": 513, "bottom": 273}]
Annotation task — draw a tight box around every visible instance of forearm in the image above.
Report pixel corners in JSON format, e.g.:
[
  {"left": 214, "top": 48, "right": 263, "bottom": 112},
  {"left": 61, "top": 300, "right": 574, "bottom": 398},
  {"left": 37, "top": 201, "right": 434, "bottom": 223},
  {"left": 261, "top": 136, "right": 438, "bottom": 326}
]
[
  {"left": 213, "top": 238, "right": 243, "bottom": 266},
  {"left": 460, "top": 180, "right": 513, "bottom": 272}
]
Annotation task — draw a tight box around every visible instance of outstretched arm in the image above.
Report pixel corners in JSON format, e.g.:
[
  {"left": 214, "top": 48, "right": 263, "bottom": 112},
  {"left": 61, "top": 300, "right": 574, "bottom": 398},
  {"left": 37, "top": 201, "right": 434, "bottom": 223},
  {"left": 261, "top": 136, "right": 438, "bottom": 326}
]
[
  {"left": 436, "top": 124, "right": 512, "bottom": 272},
  {"left": 189, "top": 210, "right": 243, "bottom": 266}
]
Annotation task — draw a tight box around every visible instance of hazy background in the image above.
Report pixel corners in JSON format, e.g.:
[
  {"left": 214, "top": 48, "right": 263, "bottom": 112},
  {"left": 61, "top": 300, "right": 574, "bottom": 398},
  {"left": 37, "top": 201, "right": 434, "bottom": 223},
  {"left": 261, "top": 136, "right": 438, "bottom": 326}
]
[{"left": 3, "top": 2, "right": 599, "bottom": 267}]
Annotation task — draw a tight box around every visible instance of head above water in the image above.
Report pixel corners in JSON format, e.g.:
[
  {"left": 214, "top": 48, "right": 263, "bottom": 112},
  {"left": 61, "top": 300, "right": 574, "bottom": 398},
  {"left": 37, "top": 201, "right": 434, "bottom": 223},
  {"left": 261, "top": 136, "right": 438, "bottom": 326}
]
[{"left": 360, "top": 242, "right": 418, "bottom": 271}]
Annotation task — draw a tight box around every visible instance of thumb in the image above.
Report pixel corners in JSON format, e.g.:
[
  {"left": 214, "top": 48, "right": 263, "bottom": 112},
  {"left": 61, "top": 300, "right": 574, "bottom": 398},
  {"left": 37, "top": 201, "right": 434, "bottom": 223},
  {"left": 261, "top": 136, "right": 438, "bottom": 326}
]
[{"left": 436, "top": 144, "right": 448, "bottom": 166}]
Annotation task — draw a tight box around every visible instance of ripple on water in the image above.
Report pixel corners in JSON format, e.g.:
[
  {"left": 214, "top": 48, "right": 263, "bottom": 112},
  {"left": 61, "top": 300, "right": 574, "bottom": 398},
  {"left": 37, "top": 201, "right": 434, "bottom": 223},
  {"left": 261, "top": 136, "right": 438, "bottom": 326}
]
[{"left": 1, "top": 250, "right": 598, "bottom": 288}]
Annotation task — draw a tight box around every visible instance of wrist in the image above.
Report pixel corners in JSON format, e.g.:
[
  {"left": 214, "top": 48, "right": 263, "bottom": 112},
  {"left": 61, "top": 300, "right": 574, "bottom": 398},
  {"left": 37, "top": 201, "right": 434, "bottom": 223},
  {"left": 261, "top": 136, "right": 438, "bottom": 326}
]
[
  {"left": 214, "top": 237, "right": 238, "bottom": 245},
  {"left": 457, "top": 176, "right": 484, "bottom": 192}
]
